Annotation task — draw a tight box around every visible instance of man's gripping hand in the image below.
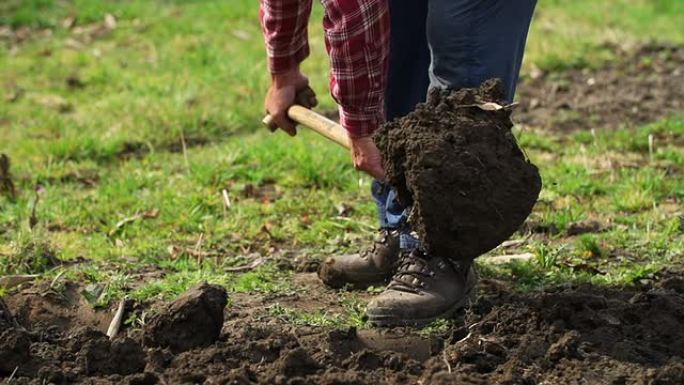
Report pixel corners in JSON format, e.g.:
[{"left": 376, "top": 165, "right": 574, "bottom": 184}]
[
  {"left": 350, "top": 136, "right": 385, "bottom": 181},
  {"left": 265, "top": 68, "right": 317, "bottom": 136}
]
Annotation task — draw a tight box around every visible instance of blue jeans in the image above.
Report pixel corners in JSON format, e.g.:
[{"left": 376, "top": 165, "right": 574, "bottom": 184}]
[{"left": 374, "top": 0, "right": 537, "bottom": 251}]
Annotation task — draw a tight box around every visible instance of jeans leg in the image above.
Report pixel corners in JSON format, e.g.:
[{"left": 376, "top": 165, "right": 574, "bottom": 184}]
[
  {"left": 373, "top": 0, "right": 431, "bottom": 236},
  {"left": 371, "top": 180, "right": 392, "bottom": 229},
  {"left": 427, "top": 0, "right": 537, "bottom": 101},
  {"left": 371, "top": 180, "right": 409, "bottom": 229},
  {"left": 386, "top": 0, "right": 431, "bottom": 121}
]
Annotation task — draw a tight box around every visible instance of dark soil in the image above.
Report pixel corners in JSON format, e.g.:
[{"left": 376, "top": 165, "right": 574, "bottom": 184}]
[
  {"left": 374, "top": 79, "right": 542, "bottom": 260},
  {"left": 517, "top": 43, "right": 684, "bottom": 131},
  {"left": 2, "top": 272, "right": 683, "bottom": 384},
  {"left": 143, "top": 283, "right": 227, "bottom": 353}
]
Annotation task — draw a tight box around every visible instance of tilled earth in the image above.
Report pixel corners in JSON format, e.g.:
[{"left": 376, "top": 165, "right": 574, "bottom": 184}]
[
  {"left": 1, "top": 272, "right": 683, "bottom": 385},
  {"left": 2, "top": 44, "right": 683, "bottom": 385},
  {"left": 516, "top": 43, "right": 684, "bottom": 131}
]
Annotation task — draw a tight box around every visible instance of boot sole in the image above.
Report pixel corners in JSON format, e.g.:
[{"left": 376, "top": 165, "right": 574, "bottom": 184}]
[
  {"left": 366, "top": 286, "right": 476, "bottom": 328},
  {"left": 318, "top": 263, "right": 391, "bottom": 290}
]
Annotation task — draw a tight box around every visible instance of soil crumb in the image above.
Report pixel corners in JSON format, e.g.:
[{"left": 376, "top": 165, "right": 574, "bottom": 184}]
[
  {"left": 374, "top": 79, "right": 542, "bottom": 259},
  {"left": 518, "top": 43, "right": 684, "bottom": 131},
  {"left": 143, "top": 282, "right": 227, "bottom": 353}
]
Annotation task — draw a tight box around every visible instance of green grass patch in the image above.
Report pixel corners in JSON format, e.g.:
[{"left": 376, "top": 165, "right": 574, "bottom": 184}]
[{"left": 1, "top": 1, "right": 682, "bottom": 323}]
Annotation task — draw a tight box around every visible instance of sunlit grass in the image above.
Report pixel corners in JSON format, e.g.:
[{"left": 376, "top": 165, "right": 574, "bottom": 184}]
[{"left": 0, "top": 1, "right": 682, "bottom": 328}]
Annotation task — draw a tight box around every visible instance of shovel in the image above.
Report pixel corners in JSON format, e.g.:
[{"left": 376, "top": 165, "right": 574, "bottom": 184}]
[{"left": 262, "top": 105, "right": 351, "bottom": 149}]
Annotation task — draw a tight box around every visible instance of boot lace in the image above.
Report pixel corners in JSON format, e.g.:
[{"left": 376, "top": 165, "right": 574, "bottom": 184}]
[
  {"left": 360, "top": 229, "right": 396, "bottom": 260},
  {"left": 387, "top": 250, "right": 435, "bottom": 294}
]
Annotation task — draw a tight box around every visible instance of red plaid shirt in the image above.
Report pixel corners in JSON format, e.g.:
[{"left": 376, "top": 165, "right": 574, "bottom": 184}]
[{"left": 259, "top": 0, "right": 390, "bottom": 137}]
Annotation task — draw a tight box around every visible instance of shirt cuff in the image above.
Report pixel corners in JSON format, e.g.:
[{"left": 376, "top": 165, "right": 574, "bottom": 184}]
[
  {"left": 267, "top": 43, "right": 310, "bottom": 74},
  {"left": 339, "top": 106, "right": 384, "bottom": 138}
]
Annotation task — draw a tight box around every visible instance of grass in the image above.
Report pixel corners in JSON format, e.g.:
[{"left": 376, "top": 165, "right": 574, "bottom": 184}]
[{"left": 1, "top": 1, "right": 683, "bottom": 329}]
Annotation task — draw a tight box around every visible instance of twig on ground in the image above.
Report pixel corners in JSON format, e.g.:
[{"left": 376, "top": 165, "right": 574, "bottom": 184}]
[
  {"left": 29, "top": 185, "right": 46, "bottom": 229},
  {"left": 6, "top": 366, "right": 19, "bottom": 383},
  {"left": 225, "top": 257, "right": 265, "bottom": 273},
  {"left": 455, "top": 322, "right": 481, "bottom": 345},
  {"left": 107, "top": 298, "right": 127, "bottom": 340},
  {"left": 481, "top": 253, "right": 535, "bottom": 265},
  {"left": 193, "top": 233, "right": 205, "bottom": 263},
  {"left": 221, "top": 189, "right": 231, "bottom": 216},
  {"left": 49, "top": 270, "right": 66, "bottom": 289},
  {"left": 442, "top": 349, "right": 452, "bottom": 373},
  {"left": 0, "top": 274, "right": 39, "bottom": 289},
  {"left": 180, "top": 128, "right": 190, "bottom": 173},
  {"left": 648, "top": 134, "right": 654, "bottom": 162},
  {"left": 194, "top": 233, "right": 204, "bottom": 252},
  {"left": 167, "top": 245, "right": 218, "bottom": 259},
  {"left": 497, "top": 237, "right": 530, "bottom": 249},
  {"left": 109, "top": 209, "right": 160, "bottom": 236}
]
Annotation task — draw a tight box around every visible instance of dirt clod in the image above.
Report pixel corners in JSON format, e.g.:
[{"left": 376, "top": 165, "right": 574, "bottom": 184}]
[
  {"left": 0, "top": 328, "right": 31, "bottom": 375},
  {"left": 143, "top": 282, "right": 227, "bottom": 353},
  {"left": 73, "top": 328, "right": 146, "bottom": 375},
  {"left": 278, "top": 347, "right": 321, "bottom": 376},
  {"left": 0, "top": 298, "right": 15, "bottom": 327},
  {"left": 375, "top": 79, "right": 542, "bottom": 259}
]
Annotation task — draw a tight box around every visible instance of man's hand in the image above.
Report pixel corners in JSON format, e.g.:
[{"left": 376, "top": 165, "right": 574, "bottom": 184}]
[
  {"left": 265, "top": 68, "right": 317, "bottom": 136},
  {"left": 350, "top": 136, "right": 385, "bottom": 181}
]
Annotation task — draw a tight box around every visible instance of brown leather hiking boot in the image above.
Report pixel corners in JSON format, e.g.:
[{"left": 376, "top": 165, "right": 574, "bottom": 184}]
[
  {"left": 318, "top": 229, "right": 400, "bottom": 288},
  {"left": 366, "top": 250, "right": 477, "bottom": 327}
]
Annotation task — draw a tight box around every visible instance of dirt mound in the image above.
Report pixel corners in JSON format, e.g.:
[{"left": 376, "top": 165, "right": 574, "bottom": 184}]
[
  {"left": 422, "top": 278, "right": 684, "bottom": 384},
  {"left": 74, "top": 328, "right": 147, "bottom": 376},
  {"left": 374, "top": 79, "right": 542, "bottom": 260},
  {"left": 3, "top": 281, "right": 112, "bottom": 334},
  {"left": 143, "top": 282, "right": 227, "bottom": 353},
  {"left": 1, "top": 272, "right": 683, "bottom": 384},
  {"left": 517, "top": 43, "right": 684, "bottom": 131}
]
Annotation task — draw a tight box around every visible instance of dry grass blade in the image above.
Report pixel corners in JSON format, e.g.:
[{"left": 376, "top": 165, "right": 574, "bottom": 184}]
[
  {"left": 225, "top": 257, "right": 265, "bottom": 273},
  {"left": 0, "top": 274, "right": 39, "bottom": 289},
  {"left": 222, "top": 189, "right": 231, "bottom": 209},
  {"left": 481, "top": 253, "right": 535, "bottom": 265},
  {"left": 6, "top": 366, "right": 19, "bottom": 383},
  {"left": 109, "top": 209, "right": 160, "bottom": 236},
  {"left": 442, "top": 349, "right": 452, "bottom": 373}
]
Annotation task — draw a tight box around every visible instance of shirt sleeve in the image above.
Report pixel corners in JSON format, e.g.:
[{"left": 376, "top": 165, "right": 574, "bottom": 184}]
[
  {"left": 259, "top": 0, "right": 313, "bottom": 74},
  {"left": 323, "top": 0, "right": 390, "bottom": 138}
]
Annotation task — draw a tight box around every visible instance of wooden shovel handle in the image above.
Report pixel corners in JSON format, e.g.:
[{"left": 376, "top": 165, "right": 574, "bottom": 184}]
[{"left": 262, "top": 105, "right": 351, "bottom": 149}]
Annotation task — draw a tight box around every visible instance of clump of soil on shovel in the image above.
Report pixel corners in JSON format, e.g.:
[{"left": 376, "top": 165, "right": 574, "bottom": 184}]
[{"left": 374, "top": 79, "right": 542, "bottom": 259}]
